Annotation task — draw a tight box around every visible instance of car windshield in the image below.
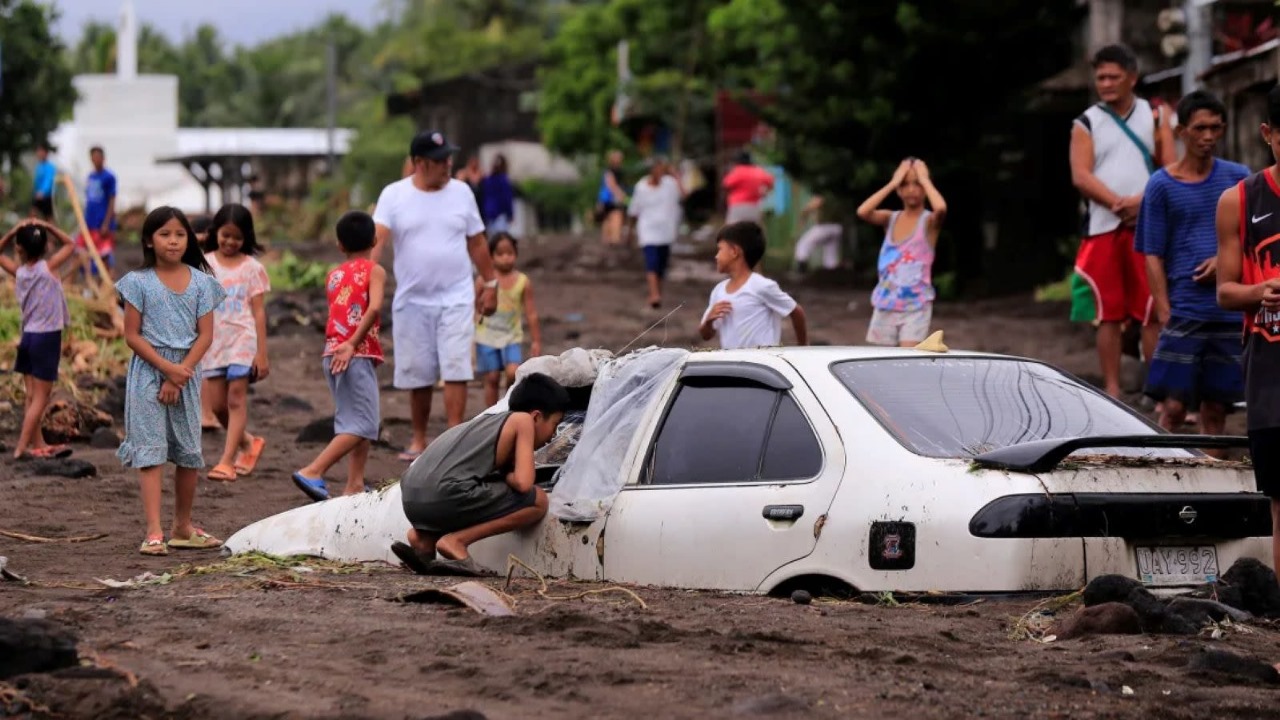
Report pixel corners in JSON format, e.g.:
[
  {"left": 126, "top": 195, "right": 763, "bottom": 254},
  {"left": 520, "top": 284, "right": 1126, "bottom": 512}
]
[{"left": 831, "top": 357, "right": 1178, "bottom": 459}]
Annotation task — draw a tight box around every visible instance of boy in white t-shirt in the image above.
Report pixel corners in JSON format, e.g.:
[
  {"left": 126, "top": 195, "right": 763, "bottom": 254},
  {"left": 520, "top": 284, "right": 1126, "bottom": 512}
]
[
  {"left": 700, "top": 222, "right": 808, "bottom": 349},
  {"left": 627, "top": 156, "right": 685, "bottom": 309}
]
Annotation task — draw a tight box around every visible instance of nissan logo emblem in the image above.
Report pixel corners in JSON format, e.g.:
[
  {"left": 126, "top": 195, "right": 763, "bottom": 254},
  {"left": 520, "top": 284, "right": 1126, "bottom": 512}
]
[{"left": 1178, "top": 506, "right": 1197, "bottom": 524}]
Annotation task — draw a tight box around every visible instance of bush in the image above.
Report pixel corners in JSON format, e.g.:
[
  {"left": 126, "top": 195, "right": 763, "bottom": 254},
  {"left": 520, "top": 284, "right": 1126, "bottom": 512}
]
[{"left": 265, "top": 251, "right": 329, "bottom": 291}]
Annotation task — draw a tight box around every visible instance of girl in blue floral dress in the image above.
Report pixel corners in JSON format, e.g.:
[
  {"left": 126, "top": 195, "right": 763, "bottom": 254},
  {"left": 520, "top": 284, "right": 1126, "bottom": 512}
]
[{"left": 117, "top": 207, "right": 227, "bottom": 556}]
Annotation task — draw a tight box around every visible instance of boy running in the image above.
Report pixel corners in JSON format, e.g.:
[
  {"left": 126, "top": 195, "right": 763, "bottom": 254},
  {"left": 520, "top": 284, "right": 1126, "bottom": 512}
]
[
  {"left": 392, "top": 373, "right": 569, "bottom": 576},
  {"left": 292, "top": 211, "right": 387, "bottom": 501},
  {"left": 700, "top": 222, "right": 808, "bottom": 349},
  {"left": 1137, "top": 91, "right": 1248, "bottom": 441},
  {"left": 1215, "top": 84, "right": 1280, "bottom": 582}
]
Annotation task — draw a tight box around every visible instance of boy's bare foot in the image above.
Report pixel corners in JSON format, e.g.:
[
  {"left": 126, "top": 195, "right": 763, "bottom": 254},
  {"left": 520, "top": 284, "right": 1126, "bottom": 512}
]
[{"left": 435, "top": 535, "right": 469, "bottom": 561}]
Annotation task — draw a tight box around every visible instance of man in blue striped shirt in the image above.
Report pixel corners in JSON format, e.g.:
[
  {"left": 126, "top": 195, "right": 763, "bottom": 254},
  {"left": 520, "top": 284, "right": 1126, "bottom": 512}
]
[{"left": 1136, "top": 90, "right": 1250, "bottom": 443}]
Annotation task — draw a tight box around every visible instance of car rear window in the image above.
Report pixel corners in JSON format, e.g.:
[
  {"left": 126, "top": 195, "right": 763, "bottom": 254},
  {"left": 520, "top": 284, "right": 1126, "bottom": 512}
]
[{"left": 831, "top": 357, "right": 1168, "bottom": 459}]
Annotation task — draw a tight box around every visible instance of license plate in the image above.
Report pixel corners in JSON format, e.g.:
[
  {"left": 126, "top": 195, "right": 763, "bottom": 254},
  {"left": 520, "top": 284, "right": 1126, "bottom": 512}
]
[{"left": 1135, "top": 545, "right": 1219, "bottom": 586}]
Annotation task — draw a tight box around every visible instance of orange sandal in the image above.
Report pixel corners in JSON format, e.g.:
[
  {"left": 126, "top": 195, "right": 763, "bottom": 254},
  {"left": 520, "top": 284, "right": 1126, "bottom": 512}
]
[
  {"left": 233, "top": 436, "right": 266, "bottom": 475},
  {"left": 208, "top": 464, "right": 237, "bottom": 482}
]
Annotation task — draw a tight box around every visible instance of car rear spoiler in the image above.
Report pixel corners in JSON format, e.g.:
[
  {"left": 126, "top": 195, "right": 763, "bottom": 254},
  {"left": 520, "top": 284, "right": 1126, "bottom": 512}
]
[{"left": 972, "top": 434, "right": 1249, "bottom": 474}]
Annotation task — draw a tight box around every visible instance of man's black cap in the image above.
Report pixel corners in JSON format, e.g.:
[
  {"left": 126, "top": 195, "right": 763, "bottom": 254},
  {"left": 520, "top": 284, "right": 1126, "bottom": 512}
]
[{"left": 410, "top": 130, "right": 460, "bottom": 161}]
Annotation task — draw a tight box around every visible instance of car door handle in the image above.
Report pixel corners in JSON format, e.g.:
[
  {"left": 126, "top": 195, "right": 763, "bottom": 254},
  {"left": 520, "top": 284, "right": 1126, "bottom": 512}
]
[{"left": 763, "top": 505, "right": 804, "bottom": 521}]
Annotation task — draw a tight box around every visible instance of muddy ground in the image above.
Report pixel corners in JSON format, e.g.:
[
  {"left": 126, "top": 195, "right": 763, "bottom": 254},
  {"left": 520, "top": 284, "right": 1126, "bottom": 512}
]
[{"left": 1, "top": 236, "right": 1274, "bottom": 719}]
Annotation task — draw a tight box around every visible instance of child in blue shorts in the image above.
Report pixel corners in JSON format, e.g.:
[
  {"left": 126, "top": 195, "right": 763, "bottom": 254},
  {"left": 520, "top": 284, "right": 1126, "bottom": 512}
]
[
  {"left": 0, "top": 219, "right": 77, "bottom": 459},
  {"left": 474, "top": 232, "right": 542, "bottom": 409}
]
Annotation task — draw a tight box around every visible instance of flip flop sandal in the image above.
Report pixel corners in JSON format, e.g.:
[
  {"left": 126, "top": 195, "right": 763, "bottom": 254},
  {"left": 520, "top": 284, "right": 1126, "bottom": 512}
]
[
  {"left": 30, "top": 445, "right": 72, "bottom": 459},
  {"left": 427, "top": 556, "right": 491, "bottom": 577},
  {"left": 139, "top": 536, "right": 169, "bottom": 556},
  {"left": 207, "top": 464, "right": 238, "bottom": 483},
  {"left": 390, "top": 541, "right": 436, "bottom": 575},
  {"left": 291, "top": 472, "right": 330, "bottom": 502},
  {"left": 397, "top": 450, "right": 423, "bottom": 463},
  {"left": 167, "top": 528, "right": 223, "bottom": 550},
  {"left": 233, "top": 436, "right": 267, "bottom": 475}
]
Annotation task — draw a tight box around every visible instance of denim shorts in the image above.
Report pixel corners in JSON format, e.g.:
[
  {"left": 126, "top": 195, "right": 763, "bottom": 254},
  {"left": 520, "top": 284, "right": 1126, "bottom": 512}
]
[
  {"left": 476, "top": 343, "right": 522, "bottom": 374},
  {"left": 15, "top": 330, "right": 61, "bottom": 382},
  {"left": 203, "top": 363, "right": 255, "bottom": 381}
]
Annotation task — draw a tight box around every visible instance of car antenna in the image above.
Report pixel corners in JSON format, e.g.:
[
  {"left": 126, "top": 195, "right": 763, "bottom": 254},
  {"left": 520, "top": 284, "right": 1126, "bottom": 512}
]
[{"left": 617, "top": 303, "right": 685, "bottom": 355}]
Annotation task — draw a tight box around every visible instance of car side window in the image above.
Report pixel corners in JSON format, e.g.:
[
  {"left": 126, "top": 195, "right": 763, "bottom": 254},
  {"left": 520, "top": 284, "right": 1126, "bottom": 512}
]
[
  {"left": 760, "top": 393, "right": 822, "bottom": 480},
  {"left": 648, "top": 380, "right": 822, "bottom": 485}
]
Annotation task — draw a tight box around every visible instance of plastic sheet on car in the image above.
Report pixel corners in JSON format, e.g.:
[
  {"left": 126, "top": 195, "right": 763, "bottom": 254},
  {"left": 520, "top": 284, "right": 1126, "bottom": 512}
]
[{"left": 549, "top": 347, "right": 689, "bottom": 521}]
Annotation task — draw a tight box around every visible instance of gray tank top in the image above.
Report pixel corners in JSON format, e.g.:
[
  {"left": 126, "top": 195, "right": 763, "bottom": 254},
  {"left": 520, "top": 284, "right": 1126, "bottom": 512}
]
[{"left": 401, "top": 412, "right": 511, "bottom": 503}]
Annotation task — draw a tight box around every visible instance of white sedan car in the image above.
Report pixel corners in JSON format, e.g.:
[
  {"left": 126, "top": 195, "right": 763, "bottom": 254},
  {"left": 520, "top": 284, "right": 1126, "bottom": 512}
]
[{"left": 227, "top": 346, "right": 1273, "bottom": 594}]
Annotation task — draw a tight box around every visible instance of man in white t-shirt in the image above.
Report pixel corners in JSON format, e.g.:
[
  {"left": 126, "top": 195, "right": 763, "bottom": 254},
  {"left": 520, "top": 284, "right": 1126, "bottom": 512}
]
[
  {"left": 627, "top": 156, "right": 685, "bottom": 308},
  {"left": 373, "top": 130, "right": 499, "bottom": 460},
  {"left": 700, "top": 222, "right": 808, "bottom": 349}
]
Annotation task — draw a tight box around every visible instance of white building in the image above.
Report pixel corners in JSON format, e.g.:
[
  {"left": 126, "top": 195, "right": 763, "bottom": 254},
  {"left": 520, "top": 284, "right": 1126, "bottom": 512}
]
[{"left": 50, "top": 1, "right": 351, "bottom": 215}]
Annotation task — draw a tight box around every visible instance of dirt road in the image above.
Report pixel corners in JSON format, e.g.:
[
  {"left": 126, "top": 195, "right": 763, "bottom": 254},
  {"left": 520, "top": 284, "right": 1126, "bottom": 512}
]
[{"left": 1, "top": 237, "right": 1273, "bottom": 719}]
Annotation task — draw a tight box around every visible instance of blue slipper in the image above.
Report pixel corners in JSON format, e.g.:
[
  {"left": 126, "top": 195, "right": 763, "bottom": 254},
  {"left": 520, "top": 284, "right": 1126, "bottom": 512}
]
[{"left": 291, "top": 472, "right": 330, "bottom": 502}]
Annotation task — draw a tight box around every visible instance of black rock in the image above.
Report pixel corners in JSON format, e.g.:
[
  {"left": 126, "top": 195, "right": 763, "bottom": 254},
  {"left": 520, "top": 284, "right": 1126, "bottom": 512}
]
[
  {"left": 89, "top": 426, "right": 120, "bottom": 449},
  {"left": 1221, "top": 558, "right": 1280, "bottom": 618},
  {"left": 1082, "top": 574, "right": 1143, "bottom": 607},
  {"left": 1124, "top": 587, "right": 1199, "bottom": 635},
  {"left": 0, "top": 617, "right": 79, "bottom": 679},
  {"left": 416, "top": 712, "right": 487, "bottom": 720},
  {"left": 791, "top": 589, "right": 813, "bottom": 605},
  {"left": 1166, "top": 597, "right": 1253, "bottom": 625},
  {"left": 1186, "top": 648, "right": 1280, "bottom": 685},
  {"left": 20, "top": 458, "right": 97, "bottom": 479},
  {"left": 296, "top": 416, "right": 336, "bottom": 444}
]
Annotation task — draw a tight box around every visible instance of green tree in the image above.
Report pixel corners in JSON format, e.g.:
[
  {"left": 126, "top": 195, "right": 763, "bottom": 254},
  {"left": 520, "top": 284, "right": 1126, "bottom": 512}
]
[
  {"left": 709, "top": 0, "right": 1082, "bottom": 287},
  {"left": 0, "top": 0, "right": 75, "bottom": 165},
  {"left": 538, "top": 0, "right": 721, "bottom": 159}
]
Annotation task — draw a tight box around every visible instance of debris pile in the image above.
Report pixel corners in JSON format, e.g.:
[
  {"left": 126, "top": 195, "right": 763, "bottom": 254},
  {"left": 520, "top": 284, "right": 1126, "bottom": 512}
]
[{"left": 1045, "top": 558, "right": 1280, "bottom": 641}]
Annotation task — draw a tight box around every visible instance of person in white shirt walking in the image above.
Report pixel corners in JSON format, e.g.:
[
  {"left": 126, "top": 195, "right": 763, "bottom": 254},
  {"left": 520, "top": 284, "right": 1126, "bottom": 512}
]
[
  {"left": 628, "top": 156, "right": 685, "bottom": 308},
  {"left": 373, "top": 130, "right": 499, "bottom": 461},
  {"left": 700, "top": 222, "right": 808, "bottom": 349}
]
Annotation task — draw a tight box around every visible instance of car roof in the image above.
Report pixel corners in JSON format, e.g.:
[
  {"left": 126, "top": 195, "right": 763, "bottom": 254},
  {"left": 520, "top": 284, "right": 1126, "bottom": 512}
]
[{"left": 685, "top": 345, "right": 1021, "bottom": 364}]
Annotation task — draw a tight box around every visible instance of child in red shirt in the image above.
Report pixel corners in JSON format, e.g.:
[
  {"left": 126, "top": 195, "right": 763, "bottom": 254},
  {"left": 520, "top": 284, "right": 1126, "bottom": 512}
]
[{"left": 292, "top": 211, "right": 386, "bottom": 501}]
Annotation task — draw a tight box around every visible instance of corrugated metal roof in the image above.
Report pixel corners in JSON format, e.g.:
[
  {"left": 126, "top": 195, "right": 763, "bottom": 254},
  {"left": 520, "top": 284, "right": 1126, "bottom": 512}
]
[{"left": 160, "top": 128, "right": 355, "bottom": 160}]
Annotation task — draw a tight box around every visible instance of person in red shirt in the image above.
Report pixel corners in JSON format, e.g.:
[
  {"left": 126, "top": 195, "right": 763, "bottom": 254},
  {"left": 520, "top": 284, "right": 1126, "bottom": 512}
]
[
  {"left": 292, "top": 211, "right": 387, "bottom": 501},
  {"left": 722, "top": 151, "right": 775, "bottom": 225}
]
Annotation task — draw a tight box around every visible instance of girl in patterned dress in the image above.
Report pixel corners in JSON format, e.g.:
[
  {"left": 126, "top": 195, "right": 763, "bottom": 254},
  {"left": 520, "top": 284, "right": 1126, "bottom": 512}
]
[
  {"left": 117, "top": 207, "right": 227, "bottom": 556},
  {"left": 201, "top": 204, "right": 271, "bottom": 482}
]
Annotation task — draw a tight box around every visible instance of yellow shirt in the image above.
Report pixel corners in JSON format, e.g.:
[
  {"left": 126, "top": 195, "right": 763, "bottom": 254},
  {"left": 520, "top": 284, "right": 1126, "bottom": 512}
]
[{"left": 475, "top": 272, "right": 526, "bottom": 348}]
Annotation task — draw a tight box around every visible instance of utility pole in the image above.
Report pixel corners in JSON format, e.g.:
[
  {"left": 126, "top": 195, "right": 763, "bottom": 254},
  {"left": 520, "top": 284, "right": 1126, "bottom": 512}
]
[
  {"left": 1182, "top": 0, "right": 1214, "bottom": 95},
  {"left": 326, "top": 38, "right": 337, "bottom": 175}
]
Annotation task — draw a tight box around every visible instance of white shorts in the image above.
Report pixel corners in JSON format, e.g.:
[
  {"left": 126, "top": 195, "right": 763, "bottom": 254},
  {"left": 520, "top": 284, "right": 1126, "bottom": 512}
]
[
  {"left": 867, "top": 306, "right": 932, "bottom": 346},
  {"left": 392, "top": 303, "right": 475, "bottom": 388},
  {"left": 725, "top": 203, "right": 763, "bottom": 225}
]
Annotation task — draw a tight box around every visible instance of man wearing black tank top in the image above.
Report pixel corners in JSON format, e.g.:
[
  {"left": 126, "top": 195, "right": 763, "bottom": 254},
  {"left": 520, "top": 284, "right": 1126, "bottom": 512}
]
[{"left": 1215, "top": 84, "right": 1280, "bottom": 581}]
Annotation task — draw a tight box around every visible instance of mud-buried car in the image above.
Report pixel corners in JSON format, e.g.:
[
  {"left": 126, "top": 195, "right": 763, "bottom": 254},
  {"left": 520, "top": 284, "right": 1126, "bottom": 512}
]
[{"left": 227, "top": 344, "right": 1274, "bottom": 594}]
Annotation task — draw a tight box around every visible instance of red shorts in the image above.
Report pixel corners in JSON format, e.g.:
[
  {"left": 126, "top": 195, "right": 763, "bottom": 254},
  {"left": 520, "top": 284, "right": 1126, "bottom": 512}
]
[
  {"left": 75, "top": 229, "right": 115, "bottom": 257},
  {"left": 1074, "top": 226, "right": 1152, "bottom": 324}
]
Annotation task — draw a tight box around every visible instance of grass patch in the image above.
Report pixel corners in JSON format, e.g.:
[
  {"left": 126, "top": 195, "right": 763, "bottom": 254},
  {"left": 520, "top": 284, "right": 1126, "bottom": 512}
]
[{"left": 1034, "top": 271, "right": 1074, "bottom": 303}]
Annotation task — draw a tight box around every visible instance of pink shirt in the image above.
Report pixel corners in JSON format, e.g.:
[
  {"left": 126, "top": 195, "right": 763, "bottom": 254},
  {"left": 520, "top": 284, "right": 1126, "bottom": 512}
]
[
  {"left": 205, "top": 253, "right": 270, "bottom": 369},
  {"left": 723, "top": 165, "right": 775, "bottom": 206}
]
